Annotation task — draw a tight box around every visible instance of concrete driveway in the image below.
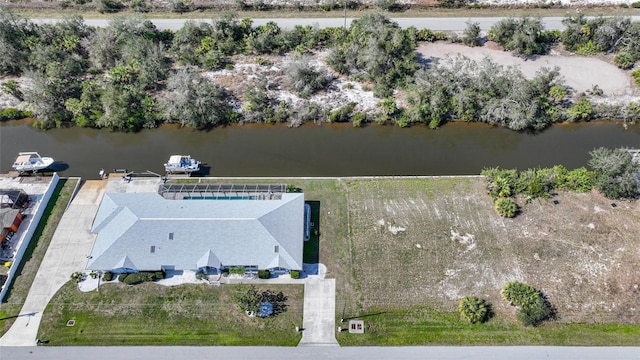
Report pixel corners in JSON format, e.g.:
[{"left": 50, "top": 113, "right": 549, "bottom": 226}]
[
  {"left": 0, "top": 180, "right": 105, "bottom": 346},
  {"left": 298, "top": 278, "right": 338, "bottom": 346}
]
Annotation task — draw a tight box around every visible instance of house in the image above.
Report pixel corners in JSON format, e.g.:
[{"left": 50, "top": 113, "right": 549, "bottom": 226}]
[{"left": 87, "top": 188, "right": 304, "bottom": 274}]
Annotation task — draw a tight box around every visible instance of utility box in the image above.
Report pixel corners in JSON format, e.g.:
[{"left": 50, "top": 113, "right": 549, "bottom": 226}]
[{"left": 348, "top": 320, "right": 364, "bottom": 334}]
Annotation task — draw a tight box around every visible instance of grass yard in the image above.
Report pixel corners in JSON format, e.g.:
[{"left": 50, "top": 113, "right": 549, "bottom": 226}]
[
  {"left": 39, "top": 282, "right": 303, "bottom": 345},
  {"left": 0, "top": 178, "right": 77, "bottom": 337}
]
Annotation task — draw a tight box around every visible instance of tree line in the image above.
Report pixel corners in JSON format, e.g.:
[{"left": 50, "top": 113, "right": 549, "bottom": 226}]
[{"left": 1, "top": 9, "right": 639, "bottom": 131}]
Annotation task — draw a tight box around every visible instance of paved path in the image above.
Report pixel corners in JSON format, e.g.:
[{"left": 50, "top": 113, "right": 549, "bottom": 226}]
[
  {"left": 32, "top": 16, "right": 640, "bottom": 31},
  {"left": 299, "top": 278, "right": 338, "bottom": 346},
  {"left": 0, "top": 180, "right": 106, "bottom": 346}
]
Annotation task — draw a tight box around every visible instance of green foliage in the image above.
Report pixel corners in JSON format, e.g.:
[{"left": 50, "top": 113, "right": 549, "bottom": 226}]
[
  {"left": 405, "top": 57, "right": 565, "bottom": 130},
  {"left": 233, "top": 285, "right": 289, "bottom": 317},
  {"left": 229, "top": 266, "right": 245, "bottom": 275},
  {"left": 328, "top": 102, "right": 357, "bottom": 123},
  {"left": 502, "top": 281, "right": 553, "bottom": 326},
  {"left": 488, "top": 17, "right": 550, "bottom": 56},
  {"left": 632, "top": 1, "right": 640, "bottom": 8},
  {"left": 258, "top": 270, "right": 271, "bottom": 279},
  {"left": 614, "top": 52, "right": 635, "bottom": 69},
  {"left": 161, "top": 68, "right": 236, "bottom": 129},
  {"left": 70, "top": 272, "right": 85, "bottom": 282},
  {"left": 118, "top": 271, "right": 163, "bottom": 285},
  {"left": 458, "top": 296, "right": 492, "bottom": 324},
  {"left": 588, "top": 147, "right": 640, "bottom": 199},
  {"left": 326, "top": 13, "right": 417, "bottom": 97},
  {"left": 632, "top": 69, "right": 640, "bottom": 86},
  {"left": 494, "top": 197, "right": 518, "bottom": 218},
  {"left": 567, "top": 97, "right": 593, "bottom": 122},
  {"left": 290, "top": 270, "right": 300, "bottom": 279},
  {"left": 102, "top": 271, "right": 113, "bottom": 281},
  {"left": 95, "top": 0, "right": 125, "bottom": 13},
  {"left": 285, "top": 57, "right": 331, "bottom": 98},
  {"left": 0, "top": 108, "right": 32, "bottom": 121},
  {"left": 462, "top": 21, "right": 482, "bottom": 47},
  {"left": 1, "top": 80, "right": 23, "bottom": 100}
]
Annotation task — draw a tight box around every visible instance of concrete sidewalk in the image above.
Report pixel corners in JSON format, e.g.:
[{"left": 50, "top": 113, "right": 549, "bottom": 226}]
[
  {"left": 0, "top": 180, "right": 106, "bottom": 346},
  {"left": 298, "top": 278, "right": 338, "bottom": 346}
]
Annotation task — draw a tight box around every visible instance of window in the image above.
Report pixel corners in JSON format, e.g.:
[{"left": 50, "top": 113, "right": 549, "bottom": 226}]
[
  {"left": 168, "top": 232, "right": 174, "bottom": 240},
  {"left": 274, "top": 245, "right": 279, "bottom": 253},
  {"left": 150, "top": 245, "right": 156, "bottom": 253}
]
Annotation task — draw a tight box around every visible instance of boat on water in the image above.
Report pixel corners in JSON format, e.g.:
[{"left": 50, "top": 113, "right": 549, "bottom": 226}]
[
  {"left": 12, "top": 152, "right": 55, "bottom": 173},
  {"left": 164, "top": 155, "right": 201, "bottom": 175}
]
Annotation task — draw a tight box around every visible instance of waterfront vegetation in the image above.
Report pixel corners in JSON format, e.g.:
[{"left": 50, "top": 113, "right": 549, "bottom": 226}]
[
  {"left": 38, "top": 176, "right": 640, "bottom": 345},
  {"left": 1, "top": 8, "right": 640, "bottom": 132},
  {"left": 0, "top": 179, "right": 77, "bottom": 337}
]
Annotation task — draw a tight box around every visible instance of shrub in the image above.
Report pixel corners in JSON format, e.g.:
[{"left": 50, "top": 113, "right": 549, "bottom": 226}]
[
  {"left": 118, "top": 273, "right": 128, "bottom": 282},
  {"left": 70, "top": 272, "right": 85, "bottom": 282},
  {"left": 95, "top": 0, "right": 124, "bottom": 13},
  {"left": 494, "top": 197, "right": 518, "bottom": 218},
  {"left": 102, "top": 271, "right": 113, "bottom": 281},
  {"left": 285, "top": 57, "right": 331, "bottom": 98},
  {"left": 631, "top": 1, "right": 640, "bottom": 8},
  {"left": 588, "top": 147, "right": 640, "bottom": 199},
  {"left": 502, "top": 281, "right": 553, "bottom": 326},
  {"left": 290, "top": 270, "right": 300, "bottom": 279},
  {"left": 614, "top": 52, "right": 635, "bottom": 69},
  {"left": 328, "top": 102, "right": 356, "bottom": 123},
  {"left": 462, "top": 21, "right": 482, "bottom": 47},
  {"left": 632, "top": 69, "right": 640, "bottom": 87},
  {"left": 258, "top": 269, "right": 271, "bottom": 279},
  {"left": 121, "top": 271, "right": 161, "bottom": 285},
  {"left": 458, "top": 296, "right": 492, "bottom": 324},
  {"left": 0, "top": 108, "right": 32, "bottom": 121},
  {"left": 1, "top": 80, "right": 23, "bottom": 100},
  {"left": 230, "top": 266, "right": 245, "bottom": 275},
  {"left": 488, "top": 17, "right": 549, "bottom": 56},
  {"left": 567, "top": 98, "right": 593, "bottom": 122}
]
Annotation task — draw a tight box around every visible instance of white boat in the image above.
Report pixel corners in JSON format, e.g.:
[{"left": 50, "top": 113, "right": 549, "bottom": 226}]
[
  {"left": 12, "top": 152, "right": 55, "bottom": 173},
  {"left": 164, "top": 155, "right": 201, "bottom": 174}
]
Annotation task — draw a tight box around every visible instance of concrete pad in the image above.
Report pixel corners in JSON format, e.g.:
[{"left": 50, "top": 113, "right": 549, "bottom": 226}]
[
  {"left": 0, "top": 181, "right": 105, "bottom": 346},
  {"left": 299, "top": 278, "right": 338, "bottom": 346}
]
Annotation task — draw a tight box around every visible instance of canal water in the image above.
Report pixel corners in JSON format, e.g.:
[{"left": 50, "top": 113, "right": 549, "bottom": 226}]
[{"left": 1, "top": 120, "right": 639, "bottom": 179}]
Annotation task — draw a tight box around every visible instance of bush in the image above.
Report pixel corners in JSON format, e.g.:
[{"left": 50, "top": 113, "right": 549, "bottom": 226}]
[
  {"left": 102, "top": 271, "right": 113, "bottom": 281},
  {"left": 328, "top": 102, "right": 356, "bottom": 123},
  {"left": 502, "top": 281, "right": 553, "bottom": 326},
  {"left": 462, "top": 21, "right": 482, "bottom": 47},
  {"left": 0, "top": 108, "right": 32, "bottom": 121},
  {"left": 290, "top": 270, "right": 300, "bottom": 279},
  {"left": 567, "top": 98, "right": 593, "bottom": 122},
  {"left": 122, "top": 271, "right": 161, "bottom": 285},
  {"left": 488, "top": 17, "right": 549, "bottom": 56},
  {"left": 458, "top": 296, "right": 492, "bottom": 324},
  {"left": 588, "top": 147, "right": 640, "bottom": 199},
  {"left": 494, "top": 197, "right": 518, "bottom": 218},
  {"left": 285, "top": 57, "right": 331, "bottom": 98},
  {"left": 230, "top": 266, "right": 245, "bottom": 275},
  {"left": 118, "top": 273, "right": 127, "bottom": 282},
  {"left": 1, "top": 80, "right": 23, "bottom": 100},
  {"left": 258, "top": 269, "right": 271, "bottom": 279},
  {"left": 632, "top": 1, "right": 640, "bottom": 8},
  {"left": 614, "top": 52, "right": 635, "bottom": 69},
  {"left": 632, "top": 69, "right": 640, "bottom": 87}
]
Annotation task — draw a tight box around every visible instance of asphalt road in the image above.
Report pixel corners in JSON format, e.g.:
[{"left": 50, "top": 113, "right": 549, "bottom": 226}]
[
  {"left": 2, "top": 346, "right": 640, "bottom": 360},
  {"left": 31, "top": 16, "right": 640, "bottom": 31}
]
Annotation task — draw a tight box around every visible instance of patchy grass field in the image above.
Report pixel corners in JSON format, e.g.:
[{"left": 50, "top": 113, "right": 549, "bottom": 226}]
[
  {"left": 39, "top": 282, "right": 303, "bottom": 345},
  {"left": 0, "top": 179, "right": 77, "bottom": 337}
]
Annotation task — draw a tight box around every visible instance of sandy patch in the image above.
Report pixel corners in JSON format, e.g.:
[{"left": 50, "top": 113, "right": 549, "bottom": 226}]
[{"left": 418, "top": 42, "right": 640, "bottom": 99}]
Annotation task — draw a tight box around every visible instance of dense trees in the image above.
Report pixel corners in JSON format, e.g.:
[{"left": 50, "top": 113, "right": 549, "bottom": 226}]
[
  {"left": 2, "top": 9, "right": 640, "bottom": 132},
  {"left": 404, "top": 57, "right": 566, "bottom": 130},
  {"left": 588, "top": 147, "right": 640, "bottom": 199},
  {"left": 326, "top": 12, "right": 417, "bottom": 97},
  {"left": 161, "top": 68, "right": 236, "bottom": 129}
]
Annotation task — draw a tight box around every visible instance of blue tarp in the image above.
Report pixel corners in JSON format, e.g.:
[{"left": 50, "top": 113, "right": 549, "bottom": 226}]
[{"left": 259, "top": 301, "right": 273, "bottom": 317}]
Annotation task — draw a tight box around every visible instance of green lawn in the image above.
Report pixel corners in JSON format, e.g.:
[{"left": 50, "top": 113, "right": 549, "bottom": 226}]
[
  {"left": 337, "top": 306, "right": 640, "bottom": 346},
  {"left": 39, "top": 281, "right": 303, "bottom": 346},
  {"left": 0, "top": 178, "right": 77, "bottom": 337}
]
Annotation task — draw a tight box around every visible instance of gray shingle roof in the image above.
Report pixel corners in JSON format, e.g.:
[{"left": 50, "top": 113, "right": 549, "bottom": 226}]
[{"left": 87, "top": 192, "right": 304, "bottom": 271}]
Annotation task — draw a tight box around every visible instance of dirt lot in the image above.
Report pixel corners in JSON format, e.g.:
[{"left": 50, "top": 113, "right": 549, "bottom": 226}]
[{"left": 325, "top": 177, "right": 640, "bottom": 324}]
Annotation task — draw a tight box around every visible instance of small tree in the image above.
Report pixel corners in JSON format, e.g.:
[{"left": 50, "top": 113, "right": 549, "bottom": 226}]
[
  {"left": 458, "top": 296, "right": 492, "bottom": 324},
  {"left": 588, "top": 147, "right": 640, "bottom": 199},
  {"left": 462, "top": 21, "right": 482, "bottom": 47},
  {"left": 285, "top": 57, "right": 331, "bottom": 98}
]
